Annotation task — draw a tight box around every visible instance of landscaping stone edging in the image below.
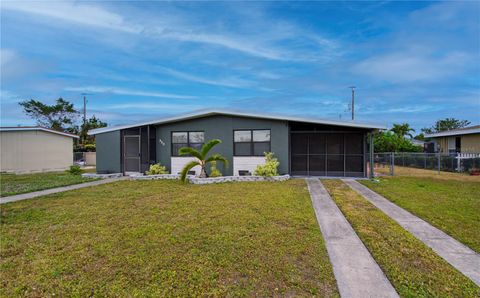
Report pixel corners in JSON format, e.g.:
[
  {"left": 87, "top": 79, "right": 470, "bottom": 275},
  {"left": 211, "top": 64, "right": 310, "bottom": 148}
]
[
  {"left": 130, "top": 174, "right": 184, "bottom": 180},
  {"left": 81, "top": 173, "right": 123, "bottom": 179},
  {"left": 130, "top": 174, "right": 290, "bottom": 184},
  {"left": 189, "top": 174, "right": 290, "bottom": 184}
]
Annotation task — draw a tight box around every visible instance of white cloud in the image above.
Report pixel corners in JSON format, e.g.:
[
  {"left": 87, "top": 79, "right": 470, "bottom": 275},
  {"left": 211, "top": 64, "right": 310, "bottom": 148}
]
[
  {"left": 1, "top": 1, "right": 338, "bottom": 62},
  {"left": 159, "top": 67, "right": 254, "bottom": 88},
  {"left": 160, "top": 31, "right": 286, "bottom": 61},
  {"left": 352, "top": 51, "right": 470, "bottom": 82},
  {"left": 352, "top": 2, "right": 478, "bottom": 83},
  {"left": 64, "top": 86, "right": 196, "bottom": 99},
  {"left": 1, "top": 1, "right": 140, "bottom": 33},
  {"left": 0, "top": 89, "right": 21, "bottom": 104},
  {"left": 0, "top": 49, "right": 47, "bottom": 81},
  {"left": 0, "top": 49, "right": 16, "bottom": 65},
  {"left": 106, "top": 103, "right": 201, "bottom": 110}
]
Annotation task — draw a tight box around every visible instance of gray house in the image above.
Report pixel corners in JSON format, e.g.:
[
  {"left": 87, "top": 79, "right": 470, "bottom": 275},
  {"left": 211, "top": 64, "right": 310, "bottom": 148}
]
[{"left": 89, "top": 110, "right": 385, "bottom": 177}]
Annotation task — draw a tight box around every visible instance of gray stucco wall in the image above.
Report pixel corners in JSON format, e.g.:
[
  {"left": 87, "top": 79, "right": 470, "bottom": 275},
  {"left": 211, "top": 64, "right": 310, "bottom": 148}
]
[
  {"left": 156, "top": 115, "right": 289, "bottom": 175},
  {"left": 95, "top": 130, "right": 121, "bottom": 173}
]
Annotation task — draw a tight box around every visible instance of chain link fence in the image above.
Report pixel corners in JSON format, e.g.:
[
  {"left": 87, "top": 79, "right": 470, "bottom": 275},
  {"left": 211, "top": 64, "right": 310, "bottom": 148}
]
[{"left": 372, "top": 152, "right": 480, "bottom": 176}]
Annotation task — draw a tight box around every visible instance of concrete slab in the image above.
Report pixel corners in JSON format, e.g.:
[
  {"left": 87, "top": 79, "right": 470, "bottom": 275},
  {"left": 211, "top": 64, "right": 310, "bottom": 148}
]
[
  {"left": 306, "top": 178, "right": 398, "bottom": 298},
  {"left": 0, "top": 177, "right": 128, "bottom": 204},
  {"left": 343, "top": 179, "right": 480, "bottom": 286}
]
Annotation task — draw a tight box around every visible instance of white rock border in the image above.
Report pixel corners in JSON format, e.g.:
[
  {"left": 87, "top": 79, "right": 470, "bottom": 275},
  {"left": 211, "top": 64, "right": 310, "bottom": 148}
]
[
  {"left": 188, "top": 175, "right": 290, "bottom": 184},
  {"left": 130, "top": 174, "right": 183, "bottom": 180},
  {"left": 129, "top": 173, "right": 290, "bottom": 184},
  {"left": 81, "top": 173, "right": 123, "bottom": 179}
]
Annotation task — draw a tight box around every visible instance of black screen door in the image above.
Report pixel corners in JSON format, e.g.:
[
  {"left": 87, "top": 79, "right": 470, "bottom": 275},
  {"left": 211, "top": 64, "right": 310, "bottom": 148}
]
[
  {"left": 124, "top": 135, "right": 140, "bottom": 172},
  {"left": 290, "top": 132, "right": 364, "bottom": 177}
]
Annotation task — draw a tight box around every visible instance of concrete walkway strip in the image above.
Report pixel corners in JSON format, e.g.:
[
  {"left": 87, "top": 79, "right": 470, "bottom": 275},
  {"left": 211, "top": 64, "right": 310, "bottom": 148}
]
[
  {"left": 0, "top": 177, "right": 128, "bottom": 204},
  {"left": 343, "top": 179, "right": 480, "bottom": 286},
  {"left": 306, "top": 178, "right": 398, "bottom": 298}
]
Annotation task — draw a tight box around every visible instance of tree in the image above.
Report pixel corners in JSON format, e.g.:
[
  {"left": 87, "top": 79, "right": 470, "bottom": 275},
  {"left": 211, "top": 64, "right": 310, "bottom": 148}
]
[
  {"left": 80, "top": 115, "right": 107, "bottom": 145},
  {"left": 374, "top": 131, "right": 423, "bottom": 153},
  {"left": 179, "top": 139, "right": 228, "bottom": 181},
  {"left": 413, "top": 133, "right": 425, "bottom": 141},
  {"left": 391, "top": 123, "right": 415, "bottom": 138},
  {"left": 421, "top": 118, "right": 471, "bottom": 134},
  {"left": 19, "top": 98, "right": 108, "bottom": 149},
  {"left": 19, "top": 98, "right": 79, "bottom": 132}
]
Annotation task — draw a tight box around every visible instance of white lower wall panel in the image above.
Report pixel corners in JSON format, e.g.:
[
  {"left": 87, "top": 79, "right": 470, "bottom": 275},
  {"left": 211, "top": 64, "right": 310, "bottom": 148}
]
[
  {"left": 233, "top": 156, "right": 266, "bottom": 175},
  {"left": 171, "top": 157, "right": 202, "bottom": 175}
]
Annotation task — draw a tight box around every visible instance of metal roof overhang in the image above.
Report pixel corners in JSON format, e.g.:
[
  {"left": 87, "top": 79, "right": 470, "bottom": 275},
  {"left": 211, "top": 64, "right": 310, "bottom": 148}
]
[
  {"left": 0, "top": 126, "right": 79, "bottom": 138},
  {"left": 88, "top": 109, "right": 387, "bottom": 135},
  {"left": 425, "top": 128, "right": 480, "bottom": 138}
]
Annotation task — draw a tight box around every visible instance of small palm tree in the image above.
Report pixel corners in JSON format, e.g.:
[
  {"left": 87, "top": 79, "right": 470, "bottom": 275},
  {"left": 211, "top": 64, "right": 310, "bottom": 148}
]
[
  {"left": 179, "top": 139, "right": 228, "bottom": 182},
  {"left": 391, "top": 123, "right": 415, "bottom": 139}
]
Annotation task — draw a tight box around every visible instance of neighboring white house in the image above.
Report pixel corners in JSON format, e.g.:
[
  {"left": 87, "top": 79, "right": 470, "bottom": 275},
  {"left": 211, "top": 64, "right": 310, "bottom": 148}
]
[
  {"left": 425, "top": 125, "right": 480, "bottom": 154},
  {"left": 0, "top": 126, "right": 78, "bottom": 173}
]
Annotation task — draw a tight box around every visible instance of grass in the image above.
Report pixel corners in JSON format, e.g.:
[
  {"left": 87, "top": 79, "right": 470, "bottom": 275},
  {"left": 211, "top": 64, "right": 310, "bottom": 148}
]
[
  {"left": 361, "top": 174, "right": 480, "bottom": 252},
  {"left": 0, "top": 179, "right": 339, "bottom": 297},
  {"left": 322, "top": 179, "right": 479, "bottom": 297},
  {"left": 0, "top": 170, "right": 98, "bottom": 197},
  {"left": 376, "top": 165, "right": 480, "bottom": 182}
]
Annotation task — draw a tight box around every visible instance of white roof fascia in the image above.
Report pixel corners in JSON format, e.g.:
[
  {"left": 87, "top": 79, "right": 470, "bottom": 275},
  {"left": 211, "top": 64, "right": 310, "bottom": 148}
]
[
  {"left": 425, "top": 128, "right": 480, "bottom": 138},
  {"left": 0, "top": 127, "right": 79, "bottom": 138},
  {"left": 89, "top": 109, "right": 387, "bottom": 135}
]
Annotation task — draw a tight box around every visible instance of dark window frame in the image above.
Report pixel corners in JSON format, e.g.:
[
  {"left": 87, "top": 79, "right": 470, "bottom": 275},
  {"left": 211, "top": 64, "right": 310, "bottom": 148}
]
[
  {"left": 171, "top": 131, "right": 204, "bottom": 156},
  {"left": 233, "top": 129, "right": 271, "bottom": 156}
]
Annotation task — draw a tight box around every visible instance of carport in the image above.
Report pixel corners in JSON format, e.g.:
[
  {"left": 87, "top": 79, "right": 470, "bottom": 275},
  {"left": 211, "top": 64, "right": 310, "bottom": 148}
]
[{"left": 289, "top": 122, "right": 369, "bottom": 177}]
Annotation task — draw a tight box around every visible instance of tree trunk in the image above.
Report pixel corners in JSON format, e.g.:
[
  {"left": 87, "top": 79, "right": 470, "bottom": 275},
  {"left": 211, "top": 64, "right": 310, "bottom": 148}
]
[{"left": 199, "top": 165, "right": 208, "bottom": 178}]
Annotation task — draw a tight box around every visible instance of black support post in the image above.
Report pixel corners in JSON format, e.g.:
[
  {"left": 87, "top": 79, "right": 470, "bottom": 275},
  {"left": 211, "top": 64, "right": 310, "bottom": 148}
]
[{"left": 369, "top": 133, "right": 375, "bottom": 179}]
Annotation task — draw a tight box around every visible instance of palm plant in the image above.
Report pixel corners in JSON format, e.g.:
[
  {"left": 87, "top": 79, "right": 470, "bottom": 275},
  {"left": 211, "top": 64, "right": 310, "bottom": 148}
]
[
  {"left": 391, "top": 123, "right": 415, "bottom": 139},
  {"left": 179, "top": 139, "right": 228, "bottom": 182}
]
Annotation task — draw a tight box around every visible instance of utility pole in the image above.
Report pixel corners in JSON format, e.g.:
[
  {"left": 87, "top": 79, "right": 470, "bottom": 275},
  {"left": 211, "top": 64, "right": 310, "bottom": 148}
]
[
  {"left": 349, "top": 86, "right": 356, "bottom": 120},
  {"left": 80, "top": 93, "right": 92, "bottom": 145},
  {"left": 83, "top": 95, "right": 87, "bottom": 128}
]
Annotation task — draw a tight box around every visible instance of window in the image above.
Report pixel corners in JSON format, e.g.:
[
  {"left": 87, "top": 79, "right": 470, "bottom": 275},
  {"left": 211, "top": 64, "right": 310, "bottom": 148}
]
[
  {"left": 234, "top": 129, "right": 271, "bottom": 156},
  {"left": 172, "top": 131, "right": 204, "bottom": 156}
]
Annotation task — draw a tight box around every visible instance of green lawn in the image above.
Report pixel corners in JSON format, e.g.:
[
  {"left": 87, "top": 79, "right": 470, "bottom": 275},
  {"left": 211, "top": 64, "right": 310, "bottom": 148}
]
[
  {"left": 361, "top": 176, "right": 480, "bottom": 252},
  {"left": 323, "top": 180, "right": 479, "bottom": 297},
  {"left": 0, "top": 171, "right": 98, "bottom": 197},
  {"left": 0, "top": 180, "right": 339, "bottom": 297}
]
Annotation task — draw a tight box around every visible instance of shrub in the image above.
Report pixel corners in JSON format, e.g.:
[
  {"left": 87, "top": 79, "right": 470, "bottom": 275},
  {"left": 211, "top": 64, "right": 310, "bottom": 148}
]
[
  {"left": 84, "top": 144, "right": 96, "bottom": 152},
  {"left": 67, "top": 165, "right": 82, "bottom": 175},
  {"left": 146, "top": 163, "right": 169, "bottom": 175},
  {"left": 254, "top": 152, "right": 279, "bottom": 177},
  {"left": 209, "top": 161, "right": 222, "bottom": 177}
]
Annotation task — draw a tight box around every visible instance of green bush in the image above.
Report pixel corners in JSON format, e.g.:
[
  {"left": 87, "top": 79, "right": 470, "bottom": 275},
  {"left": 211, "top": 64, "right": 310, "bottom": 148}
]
[
  {"left": 374, "top": 131, "right": 423, "bottom": 153},
  {"left": 254, "top": 152, "right": 279, "bottom": 177},
  {"left": 84, "top": 144, "right": 96, "bottom": 152},
  {"left": 146, "top": 163, "right": 169, "bottom": 175},
  {"left": 209, "top": 161, "right": 222, "bottom": 177},
  {"left": 67, "top": 165, "right": 82, "bottom": 175}
]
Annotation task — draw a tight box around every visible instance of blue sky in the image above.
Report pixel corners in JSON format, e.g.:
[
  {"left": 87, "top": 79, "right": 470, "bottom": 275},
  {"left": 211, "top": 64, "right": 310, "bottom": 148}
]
[{"left": 1, "top": 1, "right": 479, "bottom": 132}]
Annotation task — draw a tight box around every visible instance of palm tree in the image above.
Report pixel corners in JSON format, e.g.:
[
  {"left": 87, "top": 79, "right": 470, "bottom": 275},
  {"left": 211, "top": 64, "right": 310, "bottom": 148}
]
[
  {"left": 179, "top": 139, "right": 228, "bottom": 182},
  {"left": 391, "top": 123, "right": 415, "bottom": 139}
]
